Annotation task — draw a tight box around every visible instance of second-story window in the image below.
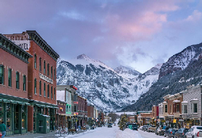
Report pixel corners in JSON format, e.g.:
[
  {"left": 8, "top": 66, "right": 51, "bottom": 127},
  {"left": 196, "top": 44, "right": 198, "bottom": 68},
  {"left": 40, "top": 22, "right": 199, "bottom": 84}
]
[
  {"left": 34, "top": 78, "right": 37, "bottom": 94},
  {"left": 165, "top": 105, "right": 167, "bottom": 113},
  {"left": 44, "top": 83, "right": 46, "bottom": 97},
  {"left": 176, "top": 104, "right": 180, "bottom": 112},
  {"left": 39, "top": 81, "right": 41, "bottom": 95},
  {"left": 34, "top": 54, "right": 37, "bottom": 69},
  {"left": 8, "top": 68, "right": 12, "bottom": 87},
  {"left": 184, "top": 105, "right": 187, "bottom": 113},
  {"left": 51, "top": 86, "right": 53, "bottom": 99},
  {"left": 193, "top": 103, "right": 197, "bottom": 113},
  {"left": 47, "top": 85, "right": 49, "bottom": 98},
  {"left": 44, "top": 61, "right": 46, "bottom": 74},
  {"left": 51, "top": 66, "right": 53, "bottom": 78},
  {"left": 47, "top": 64, "right": 49, "bottom": 76},
  {"left": 0, "top": 65, "right": 4, "bottom": 85},
  {"left": 16, "top": 72, "right": 19, "bottom": 89},
  {"left": 54, "top": 69, "right": 55, "bottom": 80},
  {"left": 54, "top": 88, "right": 55, "bottom": 100},
  {"left": 23, "top": 75, "right": 26, "bottom": 91},
  {"left": 39, "top": 58, "right": 42, "bottom": 71}
]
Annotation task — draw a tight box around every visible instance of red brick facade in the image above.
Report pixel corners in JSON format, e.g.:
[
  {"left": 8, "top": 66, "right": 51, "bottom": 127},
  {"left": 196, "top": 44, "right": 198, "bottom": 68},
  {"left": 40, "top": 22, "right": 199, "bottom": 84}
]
[{"left": 0, "top": 49, "right": 29, "bottom": 98}]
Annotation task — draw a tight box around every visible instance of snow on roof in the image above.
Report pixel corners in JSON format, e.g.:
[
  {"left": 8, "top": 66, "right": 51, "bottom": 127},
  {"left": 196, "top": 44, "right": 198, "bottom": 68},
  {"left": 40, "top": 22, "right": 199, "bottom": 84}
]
[
  {"left": 181, "top": 101, "right": 188, "bottom": 104},
  {"left": 173, "top": 100, "right": 180, "bottom": 103},
  {"left": 163, "top": 101, "right": 167, "bottom": 104},
  {"left": 191, "top": 98, "right": 198, "bottom": 101}
]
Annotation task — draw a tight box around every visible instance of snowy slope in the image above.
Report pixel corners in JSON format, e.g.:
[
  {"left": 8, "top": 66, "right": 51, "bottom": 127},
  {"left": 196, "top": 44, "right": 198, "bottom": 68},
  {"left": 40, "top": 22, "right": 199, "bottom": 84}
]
[{"left": 57, "top": 54, "right": 161, "bottom": 112}]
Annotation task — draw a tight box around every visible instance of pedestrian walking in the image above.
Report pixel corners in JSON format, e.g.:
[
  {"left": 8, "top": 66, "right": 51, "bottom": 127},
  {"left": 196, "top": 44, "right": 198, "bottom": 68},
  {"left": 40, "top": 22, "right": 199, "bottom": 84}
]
[{"left": 0, "top": 121, "right": 6, "bottom": 138}]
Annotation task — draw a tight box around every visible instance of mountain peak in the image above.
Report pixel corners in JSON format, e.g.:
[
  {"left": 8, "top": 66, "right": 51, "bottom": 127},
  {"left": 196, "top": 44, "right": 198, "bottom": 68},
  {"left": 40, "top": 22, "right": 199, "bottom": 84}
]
[{"left": 77, "top": 54, "right": 90, "bottom": 60}]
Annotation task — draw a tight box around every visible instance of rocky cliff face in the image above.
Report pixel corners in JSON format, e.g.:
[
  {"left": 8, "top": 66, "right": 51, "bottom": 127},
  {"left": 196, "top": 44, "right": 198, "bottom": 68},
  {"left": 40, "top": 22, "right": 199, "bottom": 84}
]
[
  {"left": 159, "top": 43, "right": 202, "bottom": 78},
  {"left": 123, "top": 42, "right": 202, "bottom": 111},
  {"left": 57, "top": 54, "right": 160, "bottom": 112}
]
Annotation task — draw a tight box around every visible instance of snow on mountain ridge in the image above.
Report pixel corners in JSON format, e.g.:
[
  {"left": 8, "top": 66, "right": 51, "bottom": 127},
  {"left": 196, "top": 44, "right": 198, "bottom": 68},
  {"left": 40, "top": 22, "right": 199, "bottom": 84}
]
[{"left": 57, "top": 55, "right": 160, "bottom": 112}]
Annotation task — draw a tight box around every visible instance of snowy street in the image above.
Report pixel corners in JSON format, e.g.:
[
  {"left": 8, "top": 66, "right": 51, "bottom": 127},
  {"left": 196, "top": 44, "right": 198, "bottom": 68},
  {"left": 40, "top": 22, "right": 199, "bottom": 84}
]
[{"left": 55, "top": 125, "right": 164, "bottom": 138}]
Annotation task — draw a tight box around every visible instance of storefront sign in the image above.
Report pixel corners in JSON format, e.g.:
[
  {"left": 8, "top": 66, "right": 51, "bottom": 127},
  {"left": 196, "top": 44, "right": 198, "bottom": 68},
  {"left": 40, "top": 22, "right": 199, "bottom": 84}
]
[
  {"left": 39, "top": 73, "right": 53, "bottom": 84},
  {"left": 13, "top": 40, "right": 30, "bottom": 51}
]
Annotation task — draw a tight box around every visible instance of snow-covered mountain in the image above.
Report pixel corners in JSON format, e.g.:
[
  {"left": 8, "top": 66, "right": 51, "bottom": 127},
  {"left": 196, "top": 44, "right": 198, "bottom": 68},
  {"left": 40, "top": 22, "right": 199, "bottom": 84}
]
[
  {"left": 57, "top": 54, "right": 161, "bottom": 112},
  {"left": 159, "top": 44, "right": 202, "bottom": 78},
  {"left": 123, "top": 42, "right": 202, "bottom": 111}
]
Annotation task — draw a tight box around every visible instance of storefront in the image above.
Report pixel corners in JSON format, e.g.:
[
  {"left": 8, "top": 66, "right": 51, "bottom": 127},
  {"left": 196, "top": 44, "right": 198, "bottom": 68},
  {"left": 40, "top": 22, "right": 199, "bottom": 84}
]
[{"left": 0, "top": 96, "right": 29, "bottom": 136}]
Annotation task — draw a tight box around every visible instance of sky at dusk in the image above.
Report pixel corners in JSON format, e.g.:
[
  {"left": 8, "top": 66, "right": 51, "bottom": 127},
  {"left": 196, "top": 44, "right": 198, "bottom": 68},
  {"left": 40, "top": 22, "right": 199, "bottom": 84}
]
[{"left": 1, "top": 0, "right": 202, "bottom": 73}]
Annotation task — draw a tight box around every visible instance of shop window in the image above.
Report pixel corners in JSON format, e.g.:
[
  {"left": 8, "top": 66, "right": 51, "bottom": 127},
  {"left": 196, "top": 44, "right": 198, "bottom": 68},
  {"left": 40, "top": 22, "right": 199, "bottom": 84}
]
[
  {"left": 23, "top": 75, "right": 26, "bottom": 91},
  {"left": 47, "top": 85, "right": 50, "bottom": 98},
  {"left": 39, "top": 81, "right": 41, "bottom": 95},
  {"left": 7, "top": 103, "right": 12, "bottom": 131},
  {"left": 0, "top": 65, "right": 4, "bottom": 85},
  {"left": 22, "top": 105, "right": 26, "bottom": 129},
  {"left": 34, "top": 54, "right": 37, "bottom": 69},
  {"left": 44, "top": 61, "right": 46, "bottom": 74},
  {"left": 8, "top": 68, "right": 12, "bottom": 87},
  {"left": 16, "top": 72, "right": 19, "bottom": 89},
  {"left": 44, "top": 83, "right": 46, "bottom": 97},
  {"left": 47, "top": 64, "right": 49, "bottom": 76},
  {"left": 39, "top": 58, "right": 42, "bottom": 71},
  {"left": 0, "top": 103, "right": 3, "bottom": 123}
]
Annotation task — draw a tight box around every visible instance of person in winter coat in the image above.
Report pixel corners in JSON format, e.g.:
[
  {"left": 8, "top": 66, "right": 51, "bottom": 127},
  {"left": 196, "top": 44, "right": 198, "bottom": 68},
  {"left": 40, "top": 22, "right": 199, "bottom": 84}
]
[{"left": 0, "top": 121, "right": 6, "bottom": 138}]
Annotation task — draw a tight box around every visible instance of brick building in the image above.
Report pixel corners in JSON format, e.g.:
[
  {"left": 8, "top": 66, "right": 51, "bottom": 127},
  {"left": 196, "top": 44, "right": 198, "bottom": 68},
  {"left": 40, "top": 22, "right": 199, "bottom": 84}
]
[
  {"left": 4, "top": 31, "right": 59, "bottom": 133},
  {"left": 77, "top": 96, "right": 87, "bottom": 127},
  {"left": 0, "top": 34, "right": 32, "bottom": 136}
]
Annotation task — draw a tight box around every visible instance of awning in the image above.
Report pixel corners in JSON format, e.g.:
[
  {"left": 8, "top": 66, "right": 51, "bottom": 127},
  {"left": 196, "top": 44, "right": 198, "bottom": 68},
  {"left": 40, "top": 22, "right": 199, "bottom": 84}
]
[{"left": 163, "top": 101, "right": 167, "bottom": 104}]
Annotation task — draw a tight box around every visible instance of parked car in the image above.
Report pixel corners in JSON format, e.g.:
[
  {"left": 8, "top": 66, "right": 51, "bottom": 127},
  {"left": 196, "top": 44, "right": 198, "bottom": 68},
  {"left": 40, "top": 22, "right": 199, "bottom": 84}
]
[
  {"left": 108, "top": 123, "right": 112, "bottom": 128},
  {"left": 142, "top": 125, "right": 149, "bottom": 131},
  {"left": 167, "top": 128, "right": 178, "bottom": 138},
  {"left": 164, "top": 128, "right": 174, "bottom": 137},
  {"left": 147, "top": 125, "right": 156, "bottom": 132},
  {"left": 155, "top": 126, "right": 166, "bottom": 136},
  {"left": 174, "top": 128, "right": 188, "bottom": 138},
  {"left": 128, "top": 123, "right": 138, "bottom": 131},
  {"left": 185, "top": 126, "right": 202, "bottom": 138}
]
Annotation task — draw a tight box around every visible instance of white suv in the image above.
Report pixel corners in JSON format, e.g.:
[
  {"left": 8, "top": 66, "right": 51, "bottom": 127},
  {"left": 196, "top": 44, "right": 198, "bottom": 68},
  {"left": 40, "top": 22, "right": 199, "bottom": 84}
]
[{"left": 185, "top": 126, "right": 202, "bottom": 138}]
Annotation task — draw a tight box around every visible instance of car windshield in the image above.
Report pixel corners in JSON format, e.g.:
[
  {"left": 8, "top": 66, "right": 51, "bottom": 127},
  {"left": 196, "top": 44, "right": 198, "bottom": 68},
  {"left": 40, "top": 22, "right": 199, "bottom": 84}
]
[{"left": 178, "top": 128, "right": 184, "bottom": 133}]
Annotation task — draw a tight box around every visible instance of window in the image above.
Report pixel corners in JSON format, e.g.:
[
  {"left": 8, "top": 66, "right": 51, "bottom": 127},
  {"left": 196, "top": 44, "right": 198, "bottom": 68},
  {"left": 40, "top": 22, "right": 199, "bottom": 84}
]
[
  {"left": 176, "top": 104, "right": 180, "bottom": 112},
  {"left": 39, "top": 81, "right": 41, "bottom": 95},
  {"left": 44, "top": 83, "right": 46, "bottom": 97},
  {"left": 54, "top": 88, "right": 56, "bottom": 100},
  {"left": 34, "top": 54, "right": 37, "bottom": 69},
  {"left": 39, "top": 58, "right": 42, "bottom": 71},
  {"left": 44, "top": 61, "right": 46, "bottom": 74},
  {"left": 0, "top": 65, "right": 4, "bottom": 85},
  {"left": 165, "top": 105, "right": 167, "bottom": 113},
  {"left": 47, "top": 85, "right": 49, "bottom": 98},
  {"left": 193, "top": 103, "right": 197, "bottom": 113},
  {"left": 170, "top": 105, "right": 172, "bottom": 113},
  {"left": 51, "top": 86, "right": 53, "bottom": 99},
  {"left": 54, "top": 69, "right": 55, "bottom": 80},
  {"left": 47, "top": 64, "right": 49, "bottom": 76},
  {"left": 16, "top": 72, "right": 19, "bottom": 89},
  {"left": 51, "top": 66, "right": 53, "bottom": 78},
  {"left": 34, "top": 78, "right": 37, "bottom": 94},
  {"left": 184, "top": 105, "right": 187, "bottom": 113},
  {"left": 23, "top": 75, "right": 26, "bottom": 91},
  {"left": 8, "top": 68, "right": 12, "bottom": 87}
]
